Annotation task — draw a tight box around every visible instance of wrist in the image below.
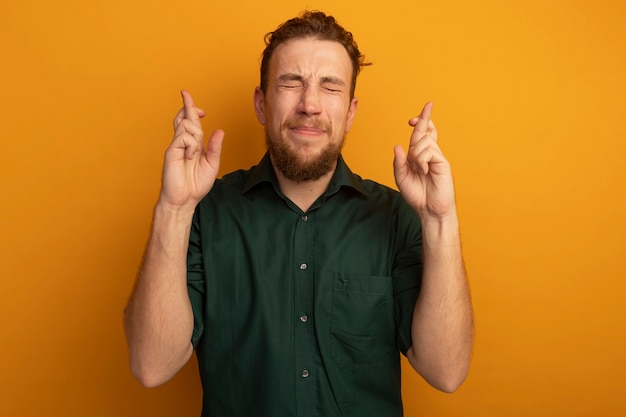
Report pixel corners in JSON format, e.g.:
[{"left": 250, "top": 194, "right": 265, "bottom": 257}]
[
  {"left": 419, "top": 212, "right": 461, "bottom": 248},
  {"left": 145, "top": 200, "right": 197, "bottom": 258},
  {"left": 154, "top": 199, "right": 197, "bottom": 226}
]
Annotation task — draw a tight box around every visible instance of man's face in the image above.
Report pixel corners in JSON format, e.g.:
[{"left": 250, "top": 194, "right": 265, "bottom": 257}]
[{"left": 254, "top": 38, "right": 358, "bottom": 183}]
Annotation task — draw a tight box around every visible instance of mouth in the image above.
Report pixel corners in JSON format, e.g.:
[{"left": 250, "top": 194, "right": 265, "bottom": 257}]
[
  {"left": 290, "top": 126, "right": 325, "bottom": 136},
  {"left": 287, "top": 120, "right": 328, "bottom": 137}
]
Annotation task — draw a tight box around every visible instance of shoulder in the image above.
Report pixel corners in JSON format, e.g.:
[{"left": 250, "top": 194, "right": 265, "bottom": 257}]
[
  {"left": 217, "top": 168, "right": 253, "bottom": 189},
  {"left": 354, "top": 174, "right": 420, "bottom": 223},
  {"left": 194, "top": 166, "right": 258, "bottom": 214},
  {"left": 347, "top": 172, "right": 406, "bottom": 207}
]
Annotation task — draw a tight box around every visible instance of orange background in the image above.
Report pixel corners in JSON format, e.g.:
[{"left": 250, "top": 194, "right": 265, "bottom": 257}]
[{"left": 2, "top": 0, "right": 625, "bottom": 415}]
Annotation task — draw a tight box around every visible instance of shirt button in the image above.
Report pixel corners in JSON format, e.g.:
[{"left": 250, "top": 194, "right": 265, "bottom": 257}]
[
  {"left": 300, "top": 315, "right": 308, "bottom": 323},
  {"left": 299, "top": 263, "right": 308, "bottom": 270},
  {"left": 302, "top": 369, "right": 310, "bottom": 378},
  {"left": 301, "top": 215, "right": 308, "bottom": 222}
]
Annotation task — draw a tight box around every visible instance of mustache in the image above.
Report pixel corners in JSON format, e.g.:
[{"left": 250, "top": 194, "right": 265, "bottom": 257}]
[{"left": 284, "top": 117, "right": 329, "bottom": 131}]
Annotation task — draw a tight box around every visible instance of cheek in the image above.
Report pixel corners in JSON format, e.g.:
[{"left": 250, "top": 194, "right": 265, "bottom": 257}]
[
  {"left": 330, "top": 103, "right": 351, "bottom": 126},
  {"left": 270, "top": 100, "right": 292, "bottom": 123}
]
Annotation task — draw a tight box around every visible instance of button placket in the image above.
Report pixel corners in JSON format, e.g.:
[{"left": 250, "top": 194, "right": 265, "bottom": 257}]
[{"left": 294, "top": 210, "right": 313, "bottom": 412}]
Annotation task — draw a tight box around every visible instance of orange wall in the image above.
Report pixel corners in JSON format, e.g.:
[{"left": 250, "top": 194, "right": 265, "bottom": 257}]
[{"left": 2, "top": 0, "right": 625, "bottom": 415}]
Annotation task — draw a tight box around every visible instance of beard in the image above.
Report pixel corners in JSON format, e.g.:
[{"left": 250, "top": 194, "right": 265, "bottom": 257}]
[{"left": 265, "top": 119, "right": 345, "bottom": 183}]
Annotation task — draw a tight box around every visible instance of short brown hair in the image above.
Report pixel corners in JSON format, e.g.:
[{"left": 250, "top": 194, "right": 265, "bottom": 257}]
[{"left": 260, "top": 10, "right": 370, "bottom": 98}]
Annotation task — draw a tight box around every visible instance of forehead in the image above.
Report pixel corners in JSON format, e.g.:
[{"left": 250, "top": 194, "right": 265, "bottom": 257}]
[{"left": 269, "top": 38, "right": 352, "bottom": 81}]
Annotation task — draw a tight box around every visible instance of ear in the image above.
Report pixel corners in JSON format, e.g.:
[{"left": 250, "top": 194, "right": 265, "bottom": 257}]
[
  {"left": 253, "top": 86, "right": 266, "bottom": 125},
  {"left": 345, "top": 97, "right": 359, "bottom": 132}
]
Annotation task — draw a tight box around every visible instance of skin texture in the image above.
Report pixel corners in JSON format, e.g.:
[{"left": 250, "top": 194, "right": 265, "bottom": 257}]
[{"left": 124, "top": 37, "right": 472, "bottom": 392}]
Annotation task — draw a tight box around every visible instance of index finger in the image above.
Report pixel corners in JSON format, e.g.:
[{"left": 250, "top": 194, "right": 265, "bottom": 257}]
[{"left": 181, "top": 89, "right": 201, "bottom": 122}]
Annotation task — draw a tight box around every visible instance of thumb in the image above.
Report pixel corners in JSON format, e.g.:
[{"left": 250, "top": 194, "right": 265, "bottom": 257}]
[
  {"left": 204, "top": 129, "right": 225, "bottom": 167},
  {"left": 393, "top": 144, "right": 408, "bottom": 182}
]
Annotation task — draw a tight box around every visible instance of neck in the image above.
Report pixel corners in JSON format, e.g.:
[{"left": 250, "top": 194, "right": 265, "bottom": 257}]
[{"left": 273, "top": 162, "right": 336, "bottom": 212}]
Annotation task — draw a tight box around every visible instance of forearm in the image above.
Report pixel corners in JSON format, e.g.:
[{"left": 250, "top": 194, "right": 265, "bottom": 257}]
[
  {"left": 407, "top": 214, "right": 473, "bottom": 392},
  {"left": 124, "top": 202, "right": 196, "bottom": 387}
]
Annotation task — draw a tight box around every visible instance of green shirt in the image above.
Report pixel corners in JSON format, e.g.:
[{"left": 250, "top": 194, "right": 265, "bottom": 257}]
[{"left": 187, "top": 153, "right": 423, "bottom": 417}]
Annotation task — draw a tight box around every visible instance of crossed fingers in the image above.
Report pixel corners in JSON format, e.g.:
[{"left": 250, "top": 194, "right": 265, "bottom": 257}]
[
  {"left": 407, "top": 102, "right": 443, "bottom": 175},
  {"left": 173, "top": 90, "right": 206, "bottom": 160}
]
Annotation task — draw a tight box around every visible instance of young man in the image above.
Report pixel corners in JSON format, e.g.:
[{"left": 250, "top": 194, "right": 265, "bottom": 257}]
[{"left": 125, "top": 10, "right": 472, "bottom": 417}]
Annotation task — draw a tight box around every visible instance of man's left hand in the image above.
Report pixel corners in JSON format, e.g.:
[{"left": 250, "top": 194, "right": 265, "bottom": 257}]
[{"left": 393, "top": 102, "right": 457, "bottom": 220}]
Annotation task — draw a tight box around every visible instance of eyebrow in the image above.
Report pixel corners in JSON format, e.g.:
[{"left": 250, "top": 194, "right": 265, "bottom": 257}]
[
  {"left": 278, "top": 73, "right": 304, "bottom": 83},
  {"left": 320, "top": 76, "right": 346, "bottom": 87}
]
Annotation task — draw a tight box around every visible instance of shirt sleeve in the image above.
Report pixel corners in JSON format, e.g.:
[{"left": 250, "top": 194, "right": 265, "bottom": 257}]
[
  {"left": 187, "top": 207, "right": 206, "bottom": 348},
  {"left": 392, "top": 196, "right": 423, "bottom": 355}
]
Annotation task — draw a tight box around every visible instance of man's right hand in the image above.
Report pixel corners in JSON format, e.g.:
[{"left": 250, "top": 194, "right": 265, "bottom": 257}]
[{"left": 159, "top": 90, "right": 224, "bottom": 210}]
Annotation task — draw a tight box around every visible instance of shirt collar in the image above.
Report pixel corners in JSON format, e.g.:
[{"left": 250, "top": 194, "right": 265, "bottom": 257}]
[{"left": 242, "top": 152, "right": 369, "bottom": 197}]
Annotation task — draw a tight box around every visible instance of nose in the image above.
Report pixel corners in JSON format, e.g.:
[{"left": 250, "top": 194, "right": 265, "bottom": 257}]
[{"left": 298, "top": 85, "right": 322, "bottom": 116}]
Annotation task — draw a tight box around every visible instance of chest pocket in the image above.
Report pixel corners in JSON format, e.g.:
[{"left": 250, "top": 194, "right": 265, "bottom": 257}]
[{"left": 330, "top": 273, "right": 396, "bottom": 365}]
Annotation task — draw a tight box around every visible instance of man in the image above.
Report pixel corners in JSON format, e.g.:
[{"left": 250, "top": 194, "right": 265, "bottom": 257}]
[{"left": 125, "top": 10, "right": 472, "bottom": 417}]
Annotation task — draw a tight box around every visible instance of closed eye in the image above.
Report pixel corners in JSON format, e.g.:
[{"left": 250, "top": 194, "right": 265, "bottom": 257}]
[
  {"left": 320, "top": 76, "right": 346, "bottom": 93},
  {"left": 277, "top": 73, "right": 304, "bottom": 90}
]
